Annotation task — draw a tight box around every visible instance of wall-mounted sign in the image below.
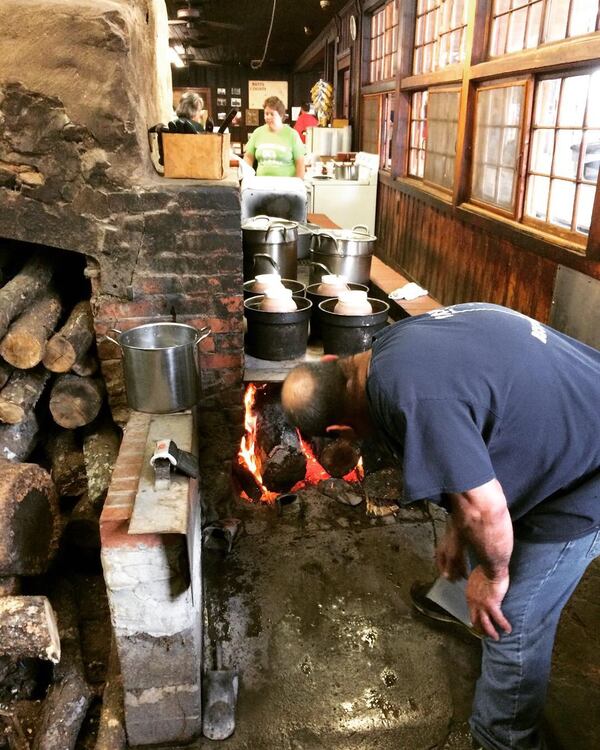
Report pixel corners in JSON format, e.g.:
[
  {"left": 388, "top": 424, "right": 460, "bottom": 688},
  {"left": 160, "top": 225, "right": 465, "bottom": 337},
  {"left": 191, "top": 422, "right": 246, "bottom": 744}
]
[{"left": 248, "top": 80, "right": 288, "bottom": 110}]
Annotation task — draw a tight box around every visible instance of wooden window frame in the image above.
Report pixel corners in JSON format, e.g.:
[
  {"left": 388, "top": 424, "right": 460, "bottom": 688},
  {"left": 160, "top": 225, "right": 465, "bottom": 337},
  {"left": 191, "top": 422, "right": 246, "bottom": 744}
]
[
  {"left": 422, "top": 85, "right": 462, "bottom": 195},
  {"left": 520, "top": 66, "right": 600, "bottom": 245},
  {"left": 367, "top": 0, "right": 400, "bottom": 85},
  {"left": 383, "top": 0, "right": 600, "bottom": 260},
  {"left": 469, "top": 78, "right": 533, "bottom": 221}
]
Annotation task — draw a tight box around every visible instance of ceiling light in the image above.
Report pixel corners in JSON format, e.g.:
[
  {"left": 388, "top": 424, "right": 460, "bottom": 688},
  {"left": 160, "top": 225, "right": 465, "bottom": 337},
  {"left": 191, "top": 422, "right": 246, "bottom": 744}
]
[
  {"left": 320, "top": 0, "right": 330, "bottom": 8},
  {"left": 304, "top": 25, "right": 312, "bottom": 35},
  {"left": 168, "top": 47, "right": 186, "bottom": 68}
]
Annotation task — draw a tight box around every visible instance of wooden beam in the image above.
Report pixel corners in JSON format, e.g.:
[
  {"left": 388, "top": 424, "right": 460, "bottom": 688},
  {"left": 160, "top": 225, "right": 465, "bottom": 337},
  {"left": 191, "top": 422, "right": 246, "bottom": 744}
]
[
  {"left": 400, "top": 64, "right": 463, "bottom": 91},
  {"left": 470, "top": 33, "right": 600, "bottom": 82},
  {"left": 453, "top": 1, "right": 490, "bottom": 206},
  {"left": 391, "top": 0, "right": 416, "bottom": 180}
]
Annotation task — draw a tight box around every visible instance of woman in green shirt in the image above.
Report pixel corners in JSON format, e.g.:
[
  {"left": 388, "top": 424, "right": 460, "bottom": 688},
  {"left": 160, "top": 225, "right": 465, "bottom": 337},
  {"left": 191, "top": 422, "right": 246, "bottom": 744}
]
[{"left": 244, "top": 96, "right": 305, "bottom": 178}]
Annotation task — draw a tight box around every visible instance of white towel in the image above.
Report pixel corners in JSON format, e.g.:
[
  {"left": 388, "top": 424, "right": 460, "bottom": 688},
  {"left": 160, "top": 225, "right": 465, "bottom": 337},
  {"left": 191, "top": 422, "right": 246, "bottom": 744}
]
[{"left": 388, "top": 282, "right": 429, "bottom": 301}]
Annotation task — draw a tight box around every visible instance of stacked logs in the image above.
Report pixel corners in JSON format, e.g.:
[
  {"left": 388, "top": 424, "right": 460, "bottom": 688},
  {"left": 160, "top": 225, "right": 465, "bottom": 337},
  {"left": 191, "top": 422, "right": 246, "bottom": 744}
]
[
  {"left": 0, "top": 253, "right": 104, "bottom": 463},
  {"left": 0, "top": 251, "right": 124, "bottom": 750}
]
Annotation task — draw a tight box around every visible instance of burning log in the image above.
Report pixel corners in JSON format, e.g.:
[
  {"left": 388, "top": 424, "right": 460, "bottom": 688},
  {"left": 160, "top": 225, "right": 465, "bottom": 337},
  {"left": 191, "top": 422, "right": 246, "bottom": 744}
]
[
  {"left": 254, "top": 394, "right": 306, "bottom": 492},
  {"left": 0, "top": 366, "right": 51, "bottom": 424},
  {"left": 0, "top": 288, "right": 62, "bottom": 369},
  {"left": 0, "top": 461, "right": 60, "bottom": 575},
  {"left": 46, "top": 429, "right": 87, "bottom": 497},
  {"left": 0, "top": 410, "right": 41, "bottom": 462},
  {"left": 232, "top": 459, "right": 263, "bottom": 501},
  {"left": 0, "top": 596, "right": 60, "bottom": 663},
  {"left": 49, "top": 374, "right": 104, "bottom": 429},
  {"left": 0, "top": 253, "right": 54, "bottom": 340},
  {"left": 95, "top": 638, "right": 126, "bottom": 750},
  {"left": 32, "top": 580, "right": 92, "bottom": 750},
  {"left": 310, "top": 436, "right": 361, "bottom": 478},
  {"left": 42, "top": 301, "right": 94, "bottom": 373}
]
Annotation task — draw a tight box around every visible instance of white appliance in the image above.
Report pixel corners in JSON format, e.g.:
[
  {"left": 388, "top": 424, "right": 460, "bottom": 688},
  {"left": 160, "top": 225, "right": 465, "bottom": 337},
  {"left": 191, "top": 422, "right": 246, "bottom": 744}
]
[{"left": 305, "top": 152, "right": 379, "bottom": 233}]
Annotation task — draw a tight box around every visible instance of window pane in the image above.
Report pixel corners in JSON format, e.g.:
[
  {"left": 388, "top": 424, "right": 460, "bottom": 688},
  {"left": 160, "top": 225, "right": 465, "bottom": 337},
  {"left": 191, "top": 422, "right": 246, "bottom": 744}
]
[
  {"left": 424, "top": 88, "right": 460, "bottom": 189},
  {"left": 530, "top": 129, "right": 555, "bottom": 174},
  {"left": 586, "top": 71, "right": 600, "bottom": 126},
  {"left": 495, "top": 0, "right": 510, "bottom": 13},
  {"left": 526, "top": 174, "right": 550, "bottom": 221},
  {"left": 558, "top": 75, "right": 589, "bottom": 128},
  {"left": 554, "top": 129, "right": 582, "bottom": 179},
  {"left": 582, "top": 130, "right": 600, "bottom": 182},
  {"left": 534, "top": 79, "right": 560, "bottom": 126},
  {"left": 506, "top": 7, "right": 528, "bottom": 52},
  {"left": 525, "top": 2, "right": 542, "bottom": 48},
  {"left": 490, "top": 15, "right": 509, "bottom": 56},
  {"left": 472, "top": 84, "right": 524, "bottom": 211},
  {"left": 548, "top": 179, "right": 576, "bottom": 229},
  {"left": 544, "top": 0, "right": 570, "bottom": 42},
  {"left": 575, "top": 184, "right": 595, "bottom": 234},
  {"left": 569, "top": 0, "right": 599, "bottom": 37}
]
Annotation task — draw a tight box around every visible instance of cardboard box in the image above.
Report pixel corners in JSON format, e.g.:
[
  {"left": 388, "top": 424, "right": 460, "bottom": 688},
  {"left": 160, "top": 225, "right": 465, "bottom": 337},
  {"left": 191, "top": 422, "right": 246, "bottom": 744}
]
[{"left": 162, "top": 132, "right": 230, "bottom": 180}]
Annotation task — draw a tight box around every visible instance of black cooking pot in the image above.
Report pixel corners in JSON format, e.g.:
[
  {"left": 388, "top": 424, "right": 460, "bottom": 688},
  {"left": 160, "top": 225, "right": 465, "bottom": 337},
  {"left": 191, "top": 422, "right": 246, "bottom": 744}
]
[
  {"left": 318, "top": 298, "right": 389, "bottom": 355},
  {"left": 244, "top": 296, "right": 312, "bottom": 361},
  {"left": 306, "top": 281, "right": 368, "bottom": 339}
]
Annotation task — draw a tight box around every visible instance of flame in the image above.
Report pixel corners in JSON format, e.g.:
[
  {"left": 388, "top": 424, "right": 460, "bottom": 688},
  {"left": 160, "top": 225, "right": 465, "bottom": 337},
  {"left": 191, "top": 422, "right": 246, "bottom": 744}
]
[
  {"left": 238, "top": 384, "right": 277, "bottom": 503},
  {"left": 237, "top": 384, "right": 363, "bottom": 503}
]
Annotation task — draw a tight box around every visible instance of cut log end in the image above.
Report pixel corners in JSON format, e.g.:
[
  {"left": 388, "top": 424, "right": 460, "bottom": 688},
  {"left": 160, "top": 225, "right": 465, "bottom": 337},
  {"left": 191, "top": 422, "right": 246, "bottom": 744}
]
[{"left": 0, "top": 596, "right": 61, "bottom": 663}]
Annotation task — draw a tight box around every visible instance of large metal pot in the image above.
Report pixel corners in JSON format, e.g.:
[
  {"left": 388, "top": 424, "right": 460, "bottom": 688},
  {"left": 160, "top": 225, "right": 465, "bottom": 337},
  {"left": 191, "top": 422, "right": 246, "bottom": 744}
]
[
  {"left": 296, "top": 220, "right": 320, "bottom": 260},
  {"left": 309, "top": 225, "right": 376, "bottom": 285},
  {"left": 105, "top": 323, "right": 211, "bottom": 413},
  {"left": 242, "top": 215, "right": 298, "bottom": 280},
  {"left": 333, "top": 162, "right": 359, "bottom": 180}
]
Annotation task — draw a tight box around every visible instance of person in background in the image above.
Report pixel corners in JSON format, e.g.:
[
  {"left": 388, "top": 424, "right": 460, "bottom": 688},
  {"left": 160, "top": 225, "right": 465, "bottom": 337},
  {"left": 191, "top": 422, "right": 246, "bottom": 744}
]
[
  {"left": 244, "top": 96, "right": 305, "bottom": 178},
  {"left": 294, "top": 102, "right": 319, "bottom": 144},
  {"left": 173, "top": 91, "right": 205, "bottom": 133},
  {"left": 280, "top": 302, "right": 600, "bottom": 750}
]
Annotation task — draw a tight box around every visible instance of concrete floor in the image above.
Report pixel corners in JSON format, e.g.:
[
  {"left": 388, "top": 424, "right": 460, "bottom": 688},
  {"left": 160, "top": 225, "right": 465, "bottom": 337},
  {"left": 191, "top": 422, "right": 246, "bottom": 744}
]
[{"left": 191, "top": 487, "right": 482, "bottom": 750}]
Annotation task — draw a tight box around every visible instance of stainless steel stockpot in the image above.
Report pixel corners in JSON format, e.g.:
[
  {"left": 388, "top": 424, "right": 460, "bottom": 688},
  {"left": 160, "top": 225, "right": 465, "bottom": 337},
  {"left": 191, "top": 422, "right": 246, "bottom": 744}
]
[
  {"left": 242, "top": 215, "right": 298, "bottom": 280},
  {"left": 309, "top": 225, "right": 377, "bottom": 286},
  {"left": 105, "top": 323, "right": 211, "bottom": 413}
]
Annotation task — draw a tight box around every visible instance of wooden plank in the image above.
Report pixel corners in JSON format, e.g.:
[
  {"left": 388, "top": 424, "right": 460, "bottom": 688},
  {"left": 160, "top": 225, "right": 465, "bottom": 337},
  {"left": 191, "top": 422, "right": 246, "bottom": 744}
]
[
  {"left": 128, "top": 413, "right": 193, "bottom": 536},
  {"left": 307, "top": 213, "right": 341, "bottom": 230},
  {"left": 400, "top": 64, "right": 463, "bottom": 91},
  {"left": 470, "top": 33, "right": 600, "bottom": 82}
]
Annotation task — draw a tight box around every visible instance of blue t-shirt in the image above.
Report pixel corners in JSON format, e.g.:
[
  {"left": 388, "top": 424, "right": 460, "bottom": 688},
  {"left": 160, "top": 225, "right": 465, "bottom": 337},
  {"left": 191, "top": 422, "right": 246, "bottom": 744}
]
[{"left": 366, "top": 303, "right": 600, "bottom": 541}]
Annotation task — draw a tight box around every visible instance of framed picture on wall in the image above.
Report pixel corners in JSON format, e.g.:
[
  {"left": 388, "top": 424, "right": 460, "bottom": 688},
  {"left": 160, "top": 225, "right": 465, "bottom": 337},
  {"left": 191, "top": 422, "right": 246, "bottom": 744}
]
[
  {"left": 217, "top": 112, "right": 226, "bottom": 121},
  {"left": 172, "top": 87, "right": 212, "bottom": 120},
  {"left": 217, "top": 97, "right": 227, "bottom": 107},
  {"left": 231, "top": 97, "right": 242, "bottom": 108},
  {"left": 231, "top": 87, "right": 241, "bottom": 96},
  {"left": 217, "top": 87, "right": 226, "bottom": 95},
  {"left": 246, "top": 109, "right": 259, "bottom": 126}
]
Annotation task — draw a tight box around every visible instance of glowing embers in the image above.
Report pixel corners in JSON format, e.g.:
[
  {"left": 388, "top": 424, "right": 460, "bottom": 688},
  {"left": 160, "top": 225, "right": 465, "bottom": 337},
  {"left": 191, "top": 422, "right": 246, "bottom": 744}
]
[{"left": 236, "top": 384, "right": 363, "bottom": 504}]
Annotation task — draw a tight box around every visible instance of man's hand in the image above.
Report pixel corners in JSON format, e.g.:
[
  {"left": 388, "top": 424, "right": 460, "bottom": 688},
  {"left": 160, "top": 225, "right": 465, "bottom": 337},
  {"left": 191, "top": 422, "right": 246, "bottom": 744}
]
[
  {"left": 466, "top": 565, "right": 512, "bottom": 640},
  {"left": 435, "top": 520, "right": 467, "bottom": 580}
]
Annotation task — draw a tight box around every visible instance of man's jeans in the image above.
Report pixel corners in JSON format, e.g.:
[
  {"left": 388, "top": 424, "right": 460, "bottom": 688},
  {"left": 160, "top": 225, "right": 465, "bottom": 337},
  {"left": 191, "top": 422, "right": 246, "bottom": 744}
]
[{"left": 470, "top": 528, "right": 600, "bottom": 750}]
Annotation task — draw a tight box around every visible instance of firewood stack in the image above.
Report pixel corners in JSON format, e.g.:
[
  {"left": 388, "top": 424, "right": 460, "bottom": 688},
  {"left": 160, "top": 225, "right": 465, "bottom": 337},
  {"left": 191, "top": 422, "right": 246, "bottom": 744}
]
[
  {"left": 0, "top": 253, "right": 105, "bottom": 463},
  {"left": 0, "top": 250, "right": 124, "bottom": 749}
]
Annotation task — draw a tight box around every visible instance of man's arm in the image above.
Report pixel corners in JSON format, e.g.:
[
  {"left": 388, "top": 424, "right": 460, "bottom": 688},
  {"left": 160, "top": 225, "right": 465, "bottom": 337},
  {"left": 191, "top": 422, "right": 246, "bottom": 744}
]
[{"left": 448, "top": 479, "right": 513, "bottom": 640}]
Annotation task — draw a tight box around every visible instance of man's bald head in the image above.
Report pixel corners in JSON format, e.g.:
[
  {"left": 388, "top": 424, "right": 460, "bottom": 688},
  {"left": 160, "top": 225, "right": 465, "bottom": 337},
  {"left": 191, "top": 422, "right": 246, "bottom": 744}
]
[{"left": 281, "top": 359, "right": 349, "bottom": 436}]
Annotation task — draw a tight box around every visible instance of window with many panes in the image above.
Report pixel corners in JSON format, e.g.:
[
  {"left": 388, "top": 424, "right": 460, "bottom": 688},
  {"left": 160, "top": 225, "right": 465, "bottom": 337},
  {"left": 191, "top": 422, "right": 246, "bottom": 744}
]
[
  {"left": 525, "top": 69, "right": 600, "bottom": 237},
  {"left": 409, "top": 91, "right": 428, "bottom": 178},
  {"left": 413, "top": 0, "right": 469, "bottom": 75},
  {"left": 361, "top": 95, "right": 382, "bottom": 156},
  {"left": 369, "top": 0, "right": 399, "bottom": 83},
  {"left": 490, "top": 0, "right": 600, "bottom": 58},
  {"left": 472, "top": 83, "right": 526, "bottom": 213},
  {"left": 424, "top": 88, "right": 461, "bottom": 190}
]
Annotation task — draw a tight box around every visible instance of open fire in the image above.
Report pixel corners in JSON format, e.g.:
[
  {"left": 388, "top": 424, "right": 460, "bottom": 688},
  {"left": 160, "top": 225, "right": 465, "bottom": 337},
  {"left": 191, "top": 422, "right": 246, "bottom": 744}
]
[{"left": 238, "top": 384, "right": 362, "bottom": 503}]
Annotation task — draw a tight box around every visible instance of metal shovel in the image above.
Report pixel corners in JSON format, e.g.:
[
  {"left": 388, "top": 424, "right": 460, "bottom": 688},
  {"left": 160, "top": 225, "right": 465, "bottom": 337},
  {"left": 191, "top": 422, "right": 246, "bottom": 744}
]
[{"left": 202, "top": 643, "right": 239, "bottom": 740}]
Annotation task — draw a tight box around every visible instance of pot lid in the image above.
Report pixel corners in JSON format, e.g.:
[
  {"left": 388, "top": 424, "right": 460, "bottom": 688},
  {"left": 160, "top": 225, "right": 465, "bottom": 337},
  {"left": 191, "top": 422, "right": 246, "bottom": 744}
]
[
  {"left": 242, "top": 215, "right": 299, "bottom": 231},
  {"left": 318, "top": 228, "right": 377, "bottom": 242}
]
